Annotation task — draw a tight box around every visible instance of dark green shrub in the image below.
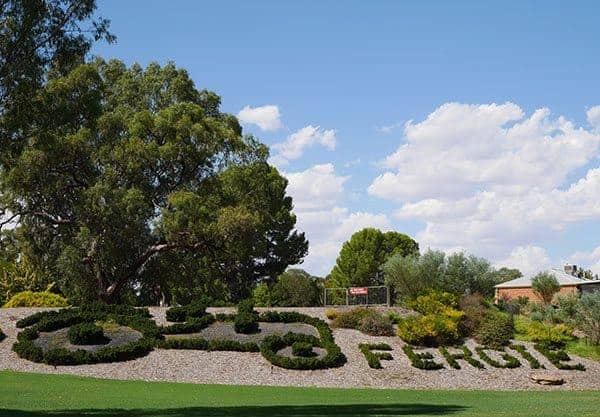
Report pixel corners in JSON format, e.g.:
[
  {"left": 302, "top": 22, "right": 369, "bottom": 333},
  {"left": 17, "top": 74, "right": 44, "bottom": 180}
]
[
  {"left": 509, "top": 344, "right": 543, "bottom": 369},
  {"left": 438, "top": 346, "right": 484, "bottom": 369},
  {"left": 475, "top": 347, "right": 520, "bottom": 368},
  {"left": 0, "top": 327, "right": 5, "bottom": 342},
  {"left": 534, "top": 342, "right": 585, "bottom": 371},
  {"left": 402, "top": 345, "right": 444, "bottom": 370},
  {"left": 165, "top": 298, "right": 209, "bottom": 322},
  {"left": 260, "top": 334, "right": 345, "bottom": 370},
  {"left": 68, "top": 322, "right": 108, "bottom": 345},
  {"left": 474, "top": 311, "right": 514, "bottom": 348},
  {"left": 292, "top": 341, "right": 316, "bottom": 357},
  {"left": 359, "top": 343, "right": 393, "bottom": 369},
  {"left": 234, "top": 313, "right": 259, "bottom": 334},
  {"left": 237, "top": 299, "right": 256, "bottom": 315},
  {"left": 161, "top": 315, "right": 215, "bottom": 335},
  {"left": 160, "top": 337, "right": 259, "bottom": 352}
]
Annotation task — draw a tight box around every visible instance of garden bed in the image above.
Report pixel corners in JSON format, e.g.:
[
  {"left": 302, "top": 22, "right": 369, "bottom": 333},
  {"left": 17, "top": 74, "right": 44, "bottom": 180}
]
[{"left": 34, "top": 325, "right": 142, "bottom": 353}]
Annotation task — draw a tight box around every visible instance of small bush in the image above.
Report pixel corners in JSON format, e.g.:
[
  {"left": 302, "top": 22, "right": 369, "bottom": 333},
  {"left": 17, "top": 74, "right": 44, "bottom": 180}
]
[
  {"left": 576, "top": 291, "right": 600, "bottom": 345},
  {"left": 0, "top": 327, "right": 5, "bottom": 342},
  {"left": 3, "top": 291, "right": 68, "bottom": 307},
  {"left": 234, "top": 313, "right": 259, "bottom": 334},
  {"left": 458, "top": 294, "right": 487, "bottom": 336},
  {"left": 474, "top": 311, "right": 514, "bottom": 348},
  {"left": 331, "top": 308, "right": 394, "bottom": 336},
  {"left": 165, "top": 298, "right": 208, "bottom": 323},
  {"left": 68, "top": 322, "right": 108, "bottom": 345},
  {"left": 397, "top": 313, "right": 462, "bottom": 347},
  {"left": 325, "top": 309, "right": 337, "bottom": 320},
  {"left": 161, "top": 315, "right": 215, "bottom": 335},
  {"left": 292, "top": 341, "right": 316, "bottom": 357},
  {"left": 402, "top": 345, "right": 444, "bottom": 370},
  {"left": 526, "top": 321, "right": 574, "bottom": 345}
]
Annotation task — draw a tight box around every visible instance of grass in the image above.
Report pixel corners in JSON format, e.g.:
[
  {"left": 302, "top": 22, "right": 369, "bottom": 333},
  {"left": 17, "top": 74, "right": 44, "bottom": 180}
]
[{"left": 1, "top": 371, "right": 599, "bottom": 417}]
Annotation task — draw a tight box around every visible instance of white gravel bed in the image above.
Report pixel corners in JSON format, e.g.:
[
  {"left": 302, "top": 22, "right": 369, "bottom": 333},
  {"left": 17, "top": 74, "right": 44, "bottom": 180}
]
[{"left": 1, "top": 307, "right": 599, "bottom": 391}]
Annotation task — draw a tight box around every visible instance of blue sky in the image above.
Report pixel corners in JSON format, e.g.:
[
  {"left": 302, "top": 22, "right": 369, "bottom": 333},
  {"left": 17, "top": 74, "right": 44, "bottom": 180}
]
[{"left": 92, "top": 1, "right": 600, "bottom": 276}]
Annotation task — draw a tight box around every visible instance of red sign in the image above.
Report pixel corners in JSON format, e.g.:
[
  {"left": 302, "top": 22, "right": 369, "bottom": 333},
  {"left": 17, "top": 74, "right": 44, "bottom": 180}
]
[{"left": 349, "top": 287, "right": 368, "bottom": 295}]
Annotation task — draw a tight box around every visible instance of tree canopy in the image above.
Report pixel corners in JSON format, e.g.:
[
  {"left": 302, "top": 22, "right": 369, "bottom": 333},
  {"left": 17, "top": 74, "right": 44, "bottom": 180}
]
[
  {"left": 0, "top": 59, "right": 307, "bottom": 303},
  {"left": 328, "top": 228, "right": 419, "bottom": 288}
]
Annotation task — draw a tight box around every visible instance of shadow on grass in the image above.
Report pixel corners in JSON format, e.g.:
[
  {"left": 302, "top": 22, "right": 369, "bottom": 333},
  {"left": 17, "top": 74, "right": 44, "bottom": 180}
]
[{"left": 1, "top": 403, "right": 468, "bottom": 416}]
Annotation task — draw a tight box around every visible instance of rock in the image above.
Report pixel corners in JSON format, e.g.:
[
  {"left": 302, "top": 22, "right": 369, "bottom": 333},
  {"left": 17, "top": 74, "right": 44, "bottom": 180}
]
[{"left": 530, "top": 373, "right": 564, "bottom": 385}]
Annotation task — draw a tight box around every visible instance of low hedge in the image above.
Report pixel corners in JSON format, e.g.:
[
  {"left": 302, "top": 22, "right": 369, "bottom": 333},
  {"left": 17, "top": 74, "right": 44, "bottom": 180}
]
[
  {"left": 165, "top": 299, "right": 209, "bottom": 323},
  {"left": 438, "top": 346, "right": 484, "bottom": 369},
  {"left": 0, "top": 327, "right": 5, "bottom": 342},
  {"left": 534, "top": 342, "right": 585, "bottom": 371},
  {"left": 260, "top": 333, "right": 345, "bottom": 370},
  {"left": 160, "top": 315, "right": 215, "bottom": 335},
  {"left": 331, "top": 308, "right": 394, "bottom": 336},
  {"left": 160, "top": 337, "right": 260, "bottom": 352},
  {"left": 359, "top": 343, "right": 393, "bottom": 369},
  {"left": 402, "top": 345, "right": 444, "bottom": 370},
  {"left": 13, "top": 304, "right": 161, "bottom": 365},
  {"left": 68, "top": 322, "right": 108, "bottom": 345},
  {"left": 509, "top": 344, "right": 543, "bottom": 369},
  {"left": 474, "top": 347, "right": 520, "bottom": 368}
]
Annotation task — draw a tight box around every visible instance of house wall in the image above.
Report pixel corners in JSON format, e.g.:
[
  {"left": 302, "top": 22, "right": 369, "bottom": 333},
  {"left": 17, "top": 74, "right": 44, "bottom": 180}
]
[{"left": 496, "top": 285, "right": 579, "bottom": 303}]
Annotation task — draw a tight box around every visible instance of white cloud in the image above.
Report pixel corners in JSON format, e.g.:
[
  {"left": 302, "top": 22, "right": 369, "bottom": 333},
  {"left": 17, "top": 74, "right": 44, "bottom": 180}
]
[
  {"left": 283, "top": 164, "right": 348, "bottom": 211},
  {"left": 495, "top": 246, "right": 552, "bottom": 276},
  {"left": 283, "top": 164, "right": 391, "bottom": 276},
  {"left": 237, "top": 105, "right": 282, "bottom": 131},
  {"left": 271, "top": 125, "right": 337, "bottom": 166},
  {"left": 567, "top": 246, "right": 600, "bottom": 276},
  {"left": 587, "top": 106, "right": 600, "bottom": 130},
  {"left": 369, "top": 102, "right": 600, "bottom": 263},
  {"left": 376, "top": 121, "right": 403, "bottom": 134}
]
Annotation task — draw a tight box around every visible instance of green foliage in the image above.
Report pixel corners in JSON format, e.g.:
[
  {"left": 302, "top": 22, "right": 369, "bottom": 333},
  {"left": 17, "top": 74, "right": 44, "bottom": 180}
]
[
  {"left": 160, "top": 337, "right": 259, "bottom": 352},
  {"left": 67, "top": 322, "right": 107, "bottom": 345},
  {"left": 1, "top": 59, "right": 307, "bottom": 303},
  {"left": 234, "top": 299, "right": 259, "bottom": 334},
  {"left": 531, "top": 272, "right": 560, "bottom": 305},
  {"left": 384, "top": 250, "right": 513, "bottom": 302},
  {"left": 438, "top": 346, "right": 484, "bottom": 369},
  {"left": 165, "top": 298, "right": 209, "bottom": 323},
  {"left": 3, "top": 290, "right": 68, "bottom": 307},
  {"left": 160, "top": 315, "right": 215, "bottom": 335},
  {"left": 12, "top": 304, "right": 161, "bottom": 365},
  {"left": 330, "top": 308, "right": 394, "bottom": 336},
  {"left": 252, "top": 283, "right": 272, "bottom": 307},
  {"left": 397, "top": 291, "right": 464, "bottom": 347},
  {"left": 359, "top": 343, "right": 393, "bottom": 369},
  {"left": 475, "top": 347, "right": 520, "bottom": 368},
  {"left": 270, "top": 269, "right": 322, "bottom": 307},
  {"left": 474, "top": 311, "right": 514, "bottom": 348},
  {"left": 526, "top": 321, "right": 574, "bottom": 345},
  {"left": 458, "top": 294, "right": 487, "bottom": 336},
  {"left": 576, "top": 291, "right": 600, "bottom": 345},
  {"left": 509, "top": 344, "right": 543, "bottom": 369},
  {"left": 0, "top": 327, "right": 5, "bottom": 342},
  {"left": 552, "top": 292, "right": 579, "bottom": 325},
  {"left": 402, "top": 345, "right": 444, "bottom": 370},
  {"left": 329, "top": 228, "right": 418, "bottom": 288},
  {"left": 292, "top": 341, "right": 316, "bottom": 357},
  {"left": 0, "top": 255, "right": 55, "bottom": 305},
  {"left": 534, "top": 342, "right": 585, "bottom": 371}
]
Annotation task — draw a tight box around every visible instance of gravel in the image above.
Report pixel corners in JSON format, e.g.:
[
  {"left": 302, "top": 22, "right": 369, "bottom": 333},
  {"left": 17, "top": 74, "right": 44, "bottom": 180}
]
[{"left": 2, "top": 307, "right": 600, "bottom": 391}]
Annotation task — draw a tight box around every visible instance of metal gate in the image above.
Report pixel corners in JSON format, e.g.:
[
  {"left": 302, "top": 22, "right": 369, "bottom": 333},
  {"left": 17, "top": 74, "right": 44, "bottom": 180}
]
[{"left": 323, "top": 286, "right": 390, "bottom": 306}]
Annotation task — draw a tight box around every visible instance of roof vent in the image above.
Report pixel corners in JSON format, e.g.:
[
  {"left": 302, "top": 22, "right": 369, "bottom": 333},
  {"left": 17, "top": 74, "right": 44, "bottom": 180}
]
[{"left": 564, "top": 265, "right": 577, "bottom": 276}]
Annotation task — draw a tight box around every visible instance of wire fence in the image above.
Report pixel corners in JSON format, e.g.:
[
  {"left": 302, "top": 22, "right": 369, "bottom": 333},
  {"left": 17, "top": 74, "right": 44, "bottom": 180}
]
[{"left": 323, "top": 286, "right": 390, "bottom": 306}]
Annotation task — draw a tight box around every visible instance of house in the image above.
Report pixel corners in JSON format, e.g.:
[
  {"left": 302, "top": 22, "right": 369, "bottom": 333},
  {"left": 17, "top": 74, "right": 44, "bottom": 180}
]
[{"left": 494, "top": 265, "right": 600, "bottom": 303}]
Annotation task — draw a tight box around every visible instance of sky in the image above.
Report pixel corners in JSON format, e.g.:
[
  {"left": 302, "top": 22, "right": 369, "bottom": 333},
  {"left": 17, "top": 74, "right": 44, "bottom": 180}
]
[{"left": 92, "top": 1, "right": 600, "bottom": 277}]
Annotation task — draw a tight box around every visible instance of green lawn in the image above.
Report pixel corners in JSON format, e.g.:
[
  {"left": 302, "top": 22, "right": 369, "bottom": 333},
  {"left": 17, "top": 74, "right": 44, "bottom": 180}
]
[{"left": 1, "top": 371, "right": 599, "bottom": 417}]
